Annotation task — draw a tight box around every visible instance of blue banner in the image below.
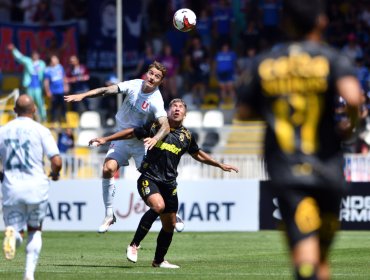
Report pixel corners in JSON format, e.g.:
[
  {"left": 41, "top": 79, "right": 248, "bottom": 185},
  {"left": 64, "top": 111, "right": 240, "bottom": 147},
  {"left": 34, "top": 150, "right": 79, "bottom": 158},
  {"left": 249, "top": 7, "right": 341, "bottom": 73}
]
[{"left": 87, "top": 0, "right": 142, "bottom": 70}]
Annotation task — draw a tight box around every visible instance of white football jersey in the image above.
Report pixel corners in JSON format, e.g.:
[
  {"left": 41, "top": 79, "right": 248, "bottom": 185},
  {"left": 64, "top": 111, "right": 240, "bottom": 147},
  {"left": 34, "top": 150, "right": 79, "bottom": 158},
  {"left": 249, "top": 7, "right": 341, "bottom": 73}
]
[
  {"left": 115, "top": 79, "right": 167, "bottom": 132},
  {"left": 0, "top": 117, "right": 60, "bottom": 205}
]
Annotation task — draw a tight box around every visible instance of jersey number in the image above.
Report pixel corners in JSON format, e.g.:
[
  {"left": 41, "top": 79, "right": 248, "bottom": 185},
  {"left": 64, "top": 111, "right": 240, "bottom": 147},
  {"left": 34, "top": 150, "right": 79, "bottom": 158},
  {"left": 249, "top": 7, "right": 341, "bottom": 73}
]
[
  {"left": 272, "top": 93, "right": 323, "bottom": 154},
  {"left": 4, "top": 139, "right": 32, "bottom": 170}
]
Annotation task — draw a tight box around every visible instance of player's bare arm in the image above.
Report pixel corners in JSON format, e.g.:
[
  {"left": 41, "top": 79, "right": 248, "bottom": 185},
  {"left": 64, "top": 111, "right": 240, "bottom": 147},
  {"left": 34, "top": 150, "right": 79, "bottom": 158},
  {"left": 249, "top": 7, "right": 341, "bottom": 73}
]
[
  {"left": 64, "top": 84, "right": 120, "bottom": 102},
  {"left": 336, "top": 76, "right": 364, "bottom": 138},
  {"left": 144, "top": 116, "right": 170, "bottom": 150},
  {"left": 89, "top": 128, "right": 135, "bottom": 146},
  {"left": 191, "top": 150, "right": 239, "bottom": 173},
  {"left": 49, "top": 155, "right": 62, "bottom": 181}
]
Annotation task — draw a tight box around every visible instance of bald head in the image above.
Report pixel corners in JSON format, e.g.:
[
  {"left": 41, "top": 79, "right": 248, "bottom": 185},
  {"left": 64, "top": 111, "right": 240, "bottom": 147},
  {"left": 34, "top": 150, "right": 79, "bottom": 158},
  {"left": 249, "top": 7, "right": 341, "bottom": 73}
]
[{"left": 15, "top": 95, "right": 36, "bottom": 116}]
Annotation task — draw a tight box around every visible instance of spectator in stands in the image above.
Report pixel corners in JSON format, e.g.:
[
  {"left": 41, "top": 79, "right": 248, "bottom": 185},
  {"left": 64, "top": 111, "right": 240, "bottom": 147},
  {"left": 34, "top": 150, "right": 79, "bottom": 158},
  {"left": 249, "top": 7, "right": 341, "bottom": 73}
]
[
  {"left": 19, "top": 0, "right": 40, "bottom": 23},
  {"left": 134, "top": 44, "right": 158, "bottom": 79},
  {"left": 236, "top": 46, "right": 256, "bottom": 88},
  {"left": 0, "top": 0, "right": 11, "bottom": 22},
  {"left": 240, "top": 19, "right": 261, "bottom": 51},
  {"left": 32, "top": 0, "right": 54, "bottom": 26},
  {"left": 101, "top": 67, "right": 118, "bottom": 126},
  {"left": 158, "top": 43, "right": 179, "bottom": 108},
  {"left": 341, "top": 33, "right": 364, "bottom": 62},
  {"left": 257, "top": 0, "right": 282, "bottom": 46},
  {"left": 184, "top": 35, "right": 210, "bottom": 106},
  {"left": 213, "top": 41, "right": 237, "bottom": 106},
  {"left": 196, "top": 8, "right": 213, "bottom": 50},
  {"left": 57, "top": 127, "right": 74, "bottom": 154},
  {"left": 212, "top": 0, "right": 235, "bottom": 47},
  {"left": 66, "top": 54, "right": 90, "bottom": 113},
  {"left": 44, "top": 55, "right": 69, "bottom": 124},
  {"left": 7, "top": 43, "right": 47, "bottom": 122}
]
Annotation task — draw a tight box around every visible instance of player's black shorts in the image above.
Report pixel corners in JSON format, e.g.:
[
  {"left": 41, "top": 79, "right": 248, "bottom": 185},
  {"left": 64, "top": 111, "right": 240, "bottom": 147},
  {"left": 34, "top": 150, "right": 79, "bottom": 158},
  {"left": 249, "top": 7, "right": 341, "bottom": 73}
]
[
  {"left": 276, "top": 186, "right": 343, "bottom": 251},
  {"left": 137, "top": 175, "right": 178, "bottom": 213}
]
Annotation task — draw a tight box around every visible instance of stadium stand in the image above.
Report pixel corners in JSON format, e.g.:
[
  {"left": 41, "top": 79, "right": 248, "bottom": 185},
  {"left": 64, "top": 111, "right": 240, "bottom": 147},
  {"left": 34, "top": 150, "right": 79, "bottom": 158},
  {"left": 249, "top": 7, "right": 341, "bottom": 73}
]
[{"left": 222, "top": 119, "right": 266, "bottom": 154}]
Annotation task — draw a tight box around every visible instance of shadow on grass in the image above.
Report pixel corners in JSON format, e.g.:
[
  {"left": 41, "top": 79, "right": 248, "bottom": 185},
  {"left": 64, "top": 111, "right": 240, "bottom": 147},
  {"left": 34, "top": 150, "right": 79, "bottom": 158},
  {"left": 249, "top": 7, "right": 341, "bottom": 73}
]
[{"left": 52, "top": 264, "right": 141, "bottom": 269}]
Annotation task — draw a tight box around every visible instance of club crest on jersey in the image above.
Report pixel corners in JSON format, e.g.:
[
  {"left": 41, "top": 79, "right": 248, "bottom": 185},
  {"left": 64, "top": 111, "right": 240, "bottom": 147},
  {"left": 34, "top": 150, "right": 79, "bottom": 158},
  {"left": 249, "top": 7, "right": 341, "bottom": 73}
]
[
  {"left": 179, "top": 133, "right": 185, "bottom": 142},
  {"left": 141, "top": 101, "right": 149, "bottom": 110}
]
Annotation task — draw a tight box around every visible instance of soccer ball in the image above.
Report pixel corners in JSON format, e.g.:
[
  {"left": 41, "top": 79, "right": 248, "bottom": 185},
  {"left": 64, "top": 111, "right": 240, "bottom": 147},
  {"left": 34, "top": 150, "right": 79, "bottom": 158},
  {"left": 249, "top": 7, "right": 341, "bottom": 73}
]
[{"left": 173, "top": 8, "right": 196, "bottom": 32}]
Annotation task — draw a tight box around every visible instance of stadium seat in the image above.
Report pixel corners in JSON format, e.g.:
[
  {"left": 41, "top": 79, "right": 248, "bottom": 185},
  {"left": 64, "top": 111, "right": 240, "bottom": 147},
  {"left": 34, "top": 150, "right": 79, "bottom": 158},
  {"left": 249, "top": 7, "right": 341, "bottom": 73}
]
[
  {"left": 76, "top": 129, "right": 99, "bottom": 146},
  {"left": 201, "top": 130, "right": 220, "bottom": 153},
  {"left": 64, "top": 111, "right": 80, "bottom": 129},
  {"left": 0, "top": 112, "right": 15, "bottom": 126},
  {"left": 79, "top": 111, "right": 101, "bottom": 129},
  {"left": 202, "top": 110, "right": 224, "bottom": 128},
  {"left": 2, "top": 76, "right": 20, "bottom": 92},
  {"left": 183, "top": 110, "right": 202, "bottom": 128}
]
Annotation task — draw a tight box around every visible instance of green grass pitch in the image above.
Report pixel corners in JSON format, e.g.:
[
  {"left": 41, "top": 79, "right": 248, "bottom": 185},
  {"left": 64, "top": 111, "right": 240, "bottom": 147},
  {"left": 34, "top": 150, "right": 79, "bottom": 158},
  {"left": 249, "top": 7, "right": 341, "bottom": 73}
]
[{"left": 1, "top": 231, "right": 369, "bottom": 279}]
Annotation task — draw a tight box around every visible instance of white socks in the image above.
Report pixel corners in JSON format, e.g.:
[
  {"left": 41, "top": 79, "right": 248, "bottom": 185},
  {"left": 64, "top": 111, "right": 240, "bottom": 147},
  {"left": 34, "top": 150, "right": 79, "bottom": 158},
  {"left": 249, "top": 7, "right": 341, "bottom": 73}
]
[
  {"left": 15, "top": 230, "right": 23, "bottom": 248},
  {"left": 24, "top": 230, "right": 42, "bottom": 280},
  {"left": 102, "top": 178, "right": 115, "bottom": 217}
]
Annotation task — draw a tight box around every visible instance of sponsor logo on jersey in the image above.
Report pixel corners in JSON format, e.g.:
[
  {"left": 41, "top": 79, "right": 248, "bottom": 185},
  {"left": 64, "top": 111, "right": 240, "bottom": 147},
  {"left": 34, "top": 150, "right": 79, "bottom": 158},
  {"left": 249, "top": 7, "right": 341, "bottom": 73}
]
[
  {"left": 141, "top": 101, "right": 149, "bottom": 110},
  {"left": 155, "top": 140, "right": 182, "bottom": 155},
  {"left": 179, "top": 133, "right": 185, "bottom": 142}
]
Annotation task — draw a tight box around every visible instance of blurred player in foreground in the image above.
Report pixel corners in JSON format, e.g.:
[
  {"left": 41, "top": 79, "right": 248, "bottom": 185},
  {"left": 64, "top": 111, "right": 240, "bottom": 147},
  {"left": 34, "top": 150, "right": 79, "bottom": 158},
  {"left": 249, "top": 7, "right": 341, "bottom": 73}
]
[
  {"left": 237, "top": 1, "right": 364, "bottom": 279},
  {"left": 0, "top": 95, "right": 62, "bottom": 280},
  {"left": 65, "top": 61, "right": 170, "bottom": 233},
  {"left": 89, "top": 98, "right": 238, "bottom": 268}
]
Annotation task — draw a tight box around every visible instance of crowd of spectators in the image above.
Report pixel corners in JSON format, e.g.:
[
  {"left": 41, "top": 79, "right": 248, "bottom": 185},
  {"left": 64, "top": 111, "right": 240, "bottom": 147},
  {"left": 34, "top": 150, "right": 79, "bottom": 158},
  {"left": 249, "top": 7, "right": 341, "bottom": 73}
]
[{"left": 1, "top": 0, "right": 370, "bottom": 154}]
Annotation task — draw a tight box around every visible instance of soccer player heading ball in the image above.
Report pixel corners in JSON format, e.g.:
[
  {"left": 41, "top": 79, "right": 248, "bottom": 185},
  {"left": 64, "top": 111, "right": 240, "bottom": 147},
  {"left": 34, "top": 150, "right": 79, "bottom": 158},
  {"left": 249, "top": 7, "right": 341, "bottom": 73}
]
[{"left": 65, "top": 61, "right": 170, "bottom": 233}]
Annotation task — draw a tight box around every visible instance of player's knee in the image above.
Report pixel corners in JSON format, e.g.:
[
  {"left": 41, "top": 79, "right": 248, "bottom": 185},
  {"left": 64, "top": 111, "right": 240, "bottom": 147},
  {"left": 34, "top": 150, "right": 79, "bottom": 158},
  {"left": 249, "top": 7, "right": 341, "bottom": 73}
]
[
  {"left": 151, "top": 203, "right": 165, "bottom": 214},
  {"left": 294, "top": 263, "right": 318, "bottom": 280},
  {"left": 102, "top": 162, "right": 118, "bottom": 178}
]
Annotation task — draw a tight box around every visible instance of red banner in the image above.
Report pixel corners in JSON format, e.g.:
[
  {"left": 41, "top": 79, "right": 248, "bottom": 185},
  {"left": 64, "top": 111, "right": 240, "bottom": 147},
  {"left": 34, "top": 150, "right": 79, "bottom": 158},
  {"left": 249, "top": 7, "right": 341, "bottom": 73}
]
[{"left": 0, "top": 22, "right": 79, "bottom": 72}]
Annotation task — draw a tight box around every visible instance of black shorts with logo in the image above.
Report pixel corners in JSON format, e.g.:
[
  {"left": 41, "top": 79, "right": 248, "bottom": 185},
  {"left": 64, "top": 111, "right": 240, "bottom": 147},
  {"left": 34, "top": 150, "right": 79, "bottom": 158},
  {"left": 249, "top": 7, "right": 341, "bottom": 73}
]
[
  {"left": 276, "top": 186, "right": 343, "bottom": 251},
  {"left": 137, "top": 175, "right": 178, "bottom": 213}
]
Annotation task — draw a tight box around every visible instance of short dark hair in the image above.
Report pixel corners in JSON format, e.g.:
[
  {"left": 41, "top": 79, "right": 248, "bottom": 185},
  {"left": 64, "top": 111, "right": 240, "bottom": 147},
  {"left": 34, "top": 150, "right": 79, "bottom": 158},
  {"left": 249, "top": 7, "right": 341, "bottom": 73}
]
[
  {"left": 283, "top": 0, "right": 326, "bottom": 36},
  {"left": 169, "top": 98, "right": 187, "bottom": 111}
]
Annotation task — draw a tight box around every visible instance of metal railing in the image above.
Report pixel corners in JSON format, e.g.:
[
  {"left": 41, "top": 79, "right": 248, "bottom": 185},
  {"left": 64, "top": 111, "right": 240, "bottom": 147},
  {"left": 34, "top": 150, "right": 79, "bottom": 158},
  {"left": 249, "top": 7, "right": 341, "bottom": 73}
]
[
  {"left": 56, "top": 153, "right": 370, "bottom": 182},
  {"left": 58, "top": 153, "right": 269, "bottom": 180}
]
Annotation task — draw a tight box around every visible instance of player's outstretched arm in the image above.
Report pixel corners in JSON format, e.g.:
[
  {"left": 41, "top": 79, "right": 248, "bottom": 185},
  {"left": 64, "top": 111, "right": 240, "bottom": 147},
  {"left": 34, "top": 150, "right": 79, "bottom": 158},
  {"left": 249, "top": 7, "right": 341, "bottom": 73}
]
[
  {"left": 144, "top": 116, "right": 170, "bottom": 150},
  {"left": 89, "top": 128, "right": 135, "bottom": 146},
  {"left": 64, "top": 84, "right": 120, "bottom": 102},
  {"left": 191, "top": 150, "right": 239, "bottom": 173}
]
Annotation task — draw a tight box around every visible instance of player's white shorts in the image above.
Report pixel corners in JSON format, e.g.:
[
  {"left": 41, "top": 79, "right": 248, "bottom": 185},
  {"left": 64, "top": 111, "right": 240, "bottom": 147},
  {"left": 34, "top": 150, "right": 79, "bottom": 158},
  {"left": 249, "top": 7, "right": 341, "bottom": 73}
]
[
  {"left": 105, "top": 140, "right": 145, "bottom": 168},
  {"left": 2, "top": 200, "right": 48, "bottom": 231}
]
